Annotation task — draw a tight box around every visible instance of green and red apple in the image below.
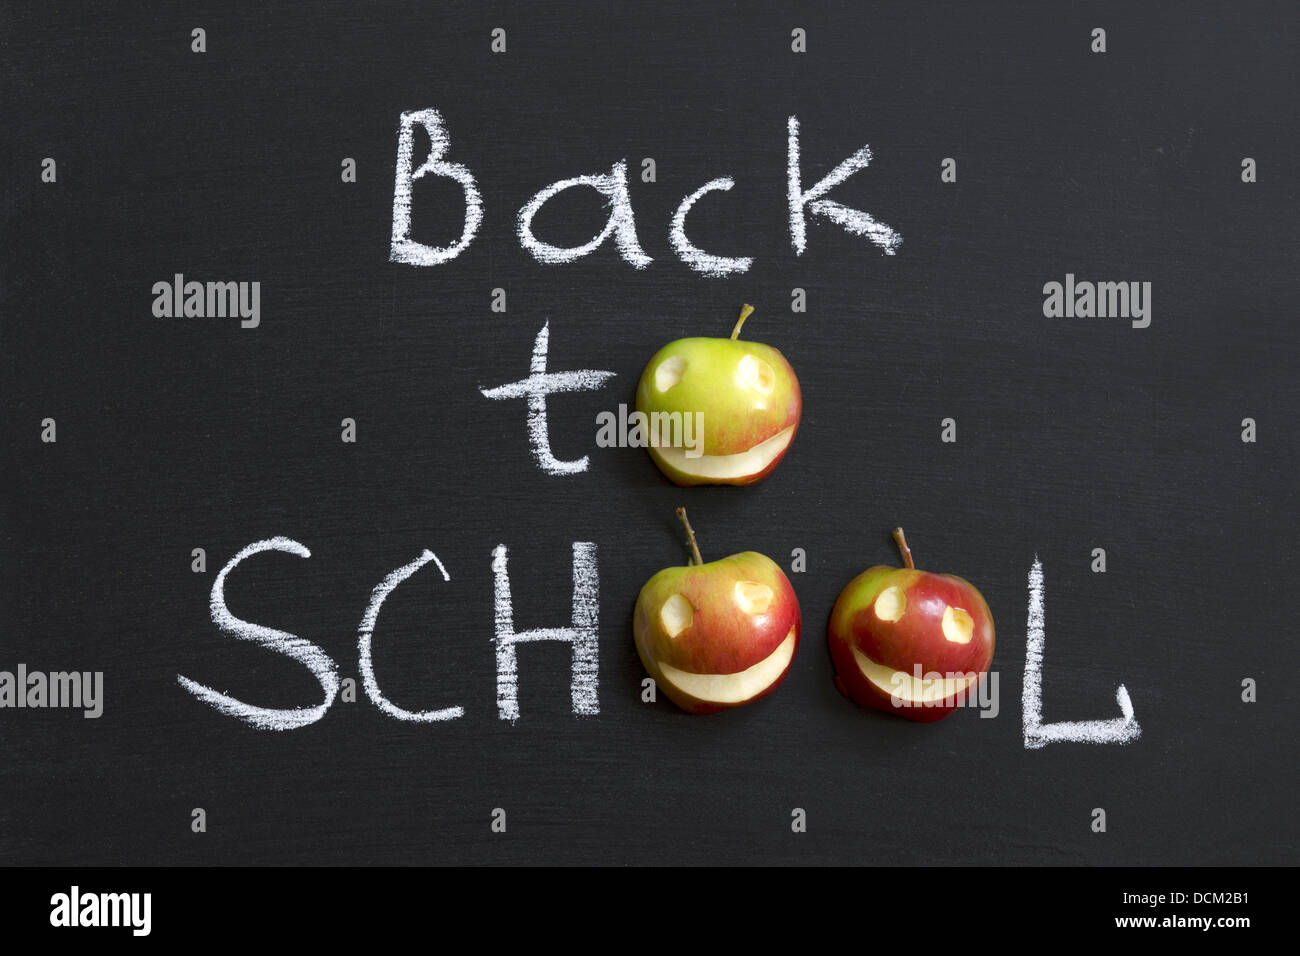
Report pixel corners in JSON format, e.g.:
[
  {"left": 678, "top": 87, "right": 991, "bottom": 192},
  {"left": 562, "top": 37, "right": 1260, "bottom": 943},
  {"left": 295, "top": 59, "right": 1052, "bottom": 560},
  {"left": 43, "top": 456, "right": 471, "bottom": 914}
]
[
  {"left": 828, "top": 529, "right": 994, "bottom": 722},
  {"left": 634, "top": 508, "right": 801, "bottom": 715},
  {"left": 635, "top": 304, "right": 801, "bottom": 485}
]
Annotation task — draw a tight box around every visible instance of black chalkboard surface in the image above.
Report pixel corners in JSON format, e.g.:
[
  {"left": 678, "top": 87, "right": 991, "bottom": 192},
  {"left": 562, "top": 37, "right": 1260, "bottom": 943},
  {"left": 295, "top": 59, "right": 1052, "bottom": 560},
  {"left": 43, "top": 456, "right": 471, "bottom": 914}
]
[{"left": 2, "top": 2, "right": 1297, "bottom": 867}]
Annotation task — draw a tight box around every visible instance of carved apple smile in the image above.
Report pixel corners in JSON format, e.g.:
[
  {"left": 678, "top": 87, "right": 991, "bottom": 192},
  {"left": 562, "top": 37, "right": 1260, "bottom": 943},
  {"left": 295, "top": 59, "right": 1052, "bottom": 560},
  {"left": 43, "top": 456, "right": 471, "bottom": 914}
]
[
  {"left": 850, "top": 645, "right": 977, "bottom": 703},
  {"left": 658, "top": 627, "right": 797, "bottom": 704},
  {"left": 650, "top": 425, "right": 796, "bottom": 481}
]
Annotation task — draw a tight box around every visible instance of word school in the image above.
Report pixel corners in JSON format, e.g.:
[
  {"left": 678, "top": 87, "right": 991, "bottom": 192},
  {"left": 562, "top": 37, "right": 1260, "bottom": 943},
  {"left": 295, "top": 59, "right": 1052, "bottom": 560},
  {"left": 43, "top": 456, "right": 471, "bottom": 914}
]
[
  {"left": 179, "top": 538, "right": 1141, "bottom": 749},
  {"left": 390, "top": 109, "right": 902, "bottom": 274},
  {"left": 0, "top": 664, "right": 103, "bottom": 718}
]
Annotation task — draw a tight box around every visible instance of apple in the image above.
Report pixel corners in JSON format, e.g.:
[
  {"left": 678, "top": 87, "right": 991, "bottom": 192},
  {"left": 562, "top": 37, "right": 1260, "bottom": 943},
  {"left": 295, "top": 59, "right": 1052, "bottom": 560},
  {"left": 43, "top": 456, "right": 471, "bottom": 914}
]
[
  {"left": 828, "top": 528, "right": 994, "bottom": 722},
  {"left": 634, "top": 507, "right": 801, "bottom": 714},
  {"left": 634, "top": 304, "right": 801, "bottom": 485}
]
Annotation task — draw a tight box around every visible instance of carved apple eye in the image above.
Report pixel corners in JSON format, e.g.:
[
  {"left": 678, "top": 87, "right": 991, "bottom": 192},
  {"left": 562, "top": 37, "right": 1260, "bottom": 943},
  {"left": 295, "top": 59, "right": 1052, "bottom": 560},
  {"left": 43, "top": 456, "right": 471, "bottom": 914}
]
[
  {"left": 660, "top": 593, "right": 694, "bottom": 638},
  {"left": 736, "top": 354, "right": 775, "bottom": 395},
  {"left": 942, "top": 606, "right": 974, "bottom": 644},
  {"left": 873, "top": 585, "right": 906, "bottom": 622},
  {"left": 654, "top": 355, "right": 685, "bottom": 391},
  {"left": 733, "top": 580, "right": 774, "bottom": 615}
]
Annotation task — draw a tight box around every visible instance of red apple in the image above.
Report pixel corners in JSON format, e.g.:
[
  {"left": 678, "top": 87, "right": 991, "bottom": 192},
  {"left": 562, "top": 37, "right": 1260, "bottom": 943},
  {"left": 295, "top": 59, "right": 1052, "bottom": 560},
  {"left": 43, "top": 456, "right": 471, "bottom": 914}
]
[
  {"left": 634, "top": 508, "right": 801, "bottom": 714},
  {"left": 828, "top": 528, "right": 994, "bottom": 722}
]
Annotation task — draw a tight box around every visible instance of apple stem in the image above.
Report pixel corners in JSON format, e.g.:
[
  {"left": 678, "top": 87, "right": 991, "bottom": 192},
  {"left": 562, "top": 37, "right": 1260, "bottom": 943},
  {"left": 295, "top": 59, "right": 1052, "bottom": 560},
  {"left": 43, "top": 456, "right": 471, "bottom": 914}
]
[
  {"left": 892, "top": 527, "right": 915, "bottom": 569},
  {"left": 730, "top": 303, "right": 755, "bottom": 340},
  {"left": 676, "top": 506, "right": 704, "bottom": 566}
]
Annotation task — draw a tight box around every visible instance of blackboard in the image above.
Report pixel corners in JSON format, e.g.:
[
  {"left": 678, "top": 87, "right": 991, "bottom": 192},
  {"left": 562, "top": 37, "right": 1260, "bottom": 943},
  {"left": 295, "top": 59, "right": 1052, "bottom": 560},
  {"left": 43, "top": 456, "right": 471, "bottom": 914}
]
[{"left": 3, "top": 1, "right": 1297, "bottom": 867}]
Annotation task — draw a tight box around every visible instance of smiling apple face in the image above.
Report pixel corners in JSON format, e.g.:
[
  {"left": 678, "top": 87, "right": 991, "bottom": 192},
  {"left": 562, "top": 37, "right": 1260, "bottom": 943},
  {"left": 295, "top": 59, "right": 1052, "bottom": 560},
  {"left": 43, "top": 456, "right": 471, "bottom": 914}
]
[
  {"left": 635, "top": 550, "right": 801, "bottom": 715},
  {"left": 635, "top": 306, "right": 801, "bottom": 486},
  {"left": 827, "top": 537, "right": 994, "bottom": 722}
]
